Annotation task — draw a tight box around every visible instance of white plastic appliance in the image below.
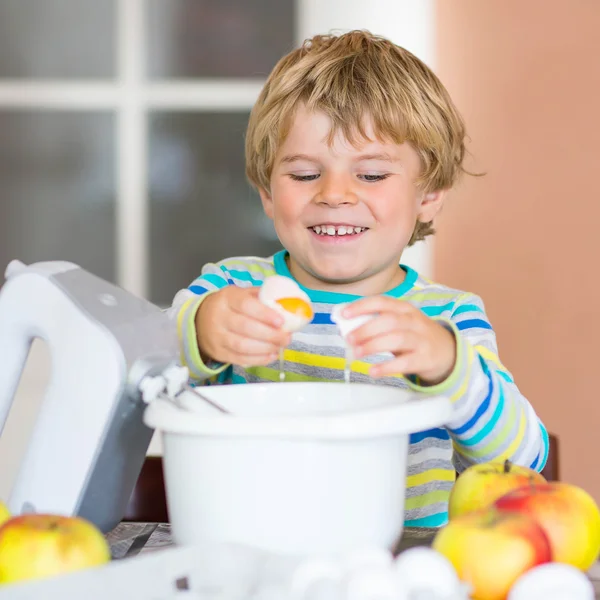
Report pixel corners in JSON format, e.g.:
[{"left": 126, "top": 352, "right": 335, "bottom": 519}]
[
  {"left": 0, "top": 259, "right": 180, "bottom": 532},
  {"left": 0, "top": 258, "right": 454, "bottom": 555}
]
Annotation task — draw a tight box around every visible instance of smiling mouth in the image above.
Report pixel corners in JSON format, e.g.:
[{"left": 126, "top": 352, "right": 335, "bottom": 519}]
[{"left": 309, "top": 225, "right": 368, "bottom": 236}]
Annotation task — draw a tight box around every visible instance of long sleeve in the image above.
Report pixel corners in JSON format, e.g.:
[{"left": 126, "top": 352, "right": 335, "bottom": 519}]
[
  {"left": 407, "top": 293, "right": 549, "bottom": 475},
  {"left": 165, "top": 262, "right": 233, "bottom": 384}
]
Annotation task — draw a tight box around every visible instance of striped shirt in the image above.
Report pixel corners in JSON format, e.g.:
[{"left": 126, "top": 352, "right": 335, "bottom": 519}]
[{"left": 167, "top": 250, "right": 549, "bottom": 528}]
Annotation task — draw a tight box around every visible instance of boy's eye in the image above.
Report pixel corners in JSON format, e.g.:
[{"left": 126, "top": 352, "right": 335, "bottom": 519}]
[
  {"left": 289, "top": 173, "right": 320, "bottom": 182},
  {"left": 359, "top": 173, "right": 391, "bottom": 182}
]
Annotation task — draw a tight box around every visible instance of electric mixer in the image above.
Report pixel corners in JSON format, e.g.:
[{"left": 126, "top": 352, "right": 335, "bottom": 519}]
[{"left": 0, "top": 258, "right": 181, "bottom": 533}]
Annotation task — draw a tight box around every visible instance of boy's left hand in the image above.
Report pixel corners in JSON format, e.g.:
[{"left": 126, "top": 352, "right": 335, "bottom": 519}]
[{"left": 343, "top": 297, "right": 457, "bottom": 385}]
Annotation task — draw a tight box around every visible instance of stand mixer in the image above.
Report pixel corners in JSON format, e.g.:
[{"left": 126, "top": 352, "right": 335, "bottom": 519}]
[{"left": 0, "top": 258, "right": 181, "bottom": 533}]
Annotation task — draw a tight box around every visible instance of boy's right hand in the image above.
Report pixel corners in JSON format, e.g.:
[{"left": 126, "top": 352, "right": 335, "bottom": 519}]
[{"left": 195, "top": 287, "right": 292, "bottom": 367}]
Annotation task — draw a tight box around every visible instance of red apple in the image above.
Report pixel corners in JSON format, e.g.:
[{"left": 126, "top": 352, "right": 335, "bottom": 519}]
[
  {"left": 432, "top": 509, "right": 552, "bottom": 600},
  {"left": 448, "top": 459, "right": 546, "bottom": 519},
  {"left": 494, "top": 481, "right": 600, "bottom": 571},
  {"left": 0, "top": 513, "right": 111, "bottom": 584}
]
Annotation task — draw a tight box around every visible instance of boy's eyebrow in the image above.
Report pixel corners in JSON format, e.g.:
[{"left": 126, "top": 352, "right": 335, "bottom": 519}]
[
  {"left": 356, "top": 153, "right": 398, "bottom": 162},
  {"left": 280, "top": 153, "right": 317, "bottom": 164},
  {"left": 280, "top": 152, "right": 399, "bottom": 163}
]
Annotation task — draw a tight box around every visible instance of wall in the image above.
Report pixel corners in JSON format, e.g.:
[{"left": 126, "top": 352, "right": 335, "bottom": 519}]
[{"left": 434, "top": 0, "right": 600, "bottom": 499}]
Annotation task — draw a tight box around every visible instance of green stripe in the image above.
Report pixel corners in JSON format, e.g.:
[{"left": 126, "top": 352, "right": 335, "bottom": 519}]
[
  {"left": 245, "top": 366, "right": 330, "bottom": 383},
  {"left": 404, "top": 490, "right": 450, "bottom": 510}
]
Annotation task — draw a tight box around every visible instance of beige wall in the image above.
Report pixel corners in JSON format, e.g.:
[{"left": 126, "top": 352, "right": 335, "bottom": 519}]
[{"left": 435, "top": 1, "right": 600, "bottom": 499}]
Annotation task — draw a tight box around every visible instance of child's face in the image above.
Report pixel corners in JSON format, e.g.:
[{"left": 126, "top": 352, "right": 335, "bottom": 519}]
[{"left": 259, "top": 105, "right": 445, "bottom": 294}]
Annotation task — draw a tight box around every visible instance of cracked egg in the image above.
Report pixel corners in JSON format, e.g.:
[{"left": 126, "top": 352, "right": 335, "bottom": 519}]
[{"left": 259, "top": 275, "right": 314, "bottom": 332}]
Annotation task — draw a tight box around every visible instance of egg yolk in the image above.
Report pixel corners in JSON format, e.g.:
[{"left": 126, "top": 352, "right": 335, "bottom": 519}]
[{"left": 275, "top": 297, "right": 313, "bottom": 320}]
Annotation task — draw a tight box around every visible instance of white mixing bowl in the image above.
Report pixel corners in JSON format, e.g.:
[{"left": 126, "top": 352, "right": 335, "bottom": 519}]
[{"left": 143, "top": 381, "right": 452, "bottom": 556}]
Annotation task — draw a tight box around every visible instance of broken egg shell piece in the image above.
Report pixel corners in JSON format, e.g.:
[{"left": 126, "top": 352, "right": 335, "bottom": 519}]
[
  {"left": 507, "top": 563, "right": 595, "bottom": 600},
  {"left": 331, "top": 302, "right": 376, "bottom": 338},
  {"left": 259, "top": 275, "right": 313, "bottom": 333}
]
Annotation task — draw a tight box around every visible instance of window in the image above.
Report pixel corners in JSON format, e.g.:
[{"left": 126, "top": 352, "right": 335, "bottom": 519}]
[{"left": 0, "top": 0, "right": 294, "bottom": 305}]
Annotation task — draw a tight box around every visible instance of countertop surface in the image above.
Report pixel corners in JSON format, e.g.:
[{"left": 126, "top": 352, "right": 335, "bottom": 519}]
[{"left": 106, "top": 522, "right": 600, "bottom": 597}]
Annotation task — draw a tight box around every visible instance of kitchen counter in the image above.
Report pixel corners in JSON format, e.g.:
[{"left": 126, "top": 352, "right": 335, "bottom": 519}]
[{"left": 107, "top": 522, "right": 600, "bottom": 597}]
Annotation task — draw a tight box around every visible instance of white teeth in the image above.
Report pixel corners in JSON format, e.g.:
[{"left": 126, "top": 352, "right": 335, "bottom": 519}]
[{"left": 311, "top": 225, "right": 366, "bottom": 236}]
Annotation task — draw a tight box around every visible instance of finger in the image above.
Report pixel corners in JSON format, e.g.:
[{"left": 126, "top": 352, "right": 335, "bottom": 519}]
[
  {"left": 348, "top": 313, "right": 417, "bottom": 346},
  {"left": 223, "top": 332, "right": 283, "bottom": 358},
  {"left": 353, "top": 330, "right": 421, "bottom": 359},
  {"left": 230, "top": 288, "right": 285, "bottom": 328},
  {"left": 228, "top": 352, "right": 279, "bottom": 368},
  {"left": 342, "top": 296, "right": 416, "bottom": 318},
  {"left": 227, "top": 312, "right": 292, "bottom": 347}
]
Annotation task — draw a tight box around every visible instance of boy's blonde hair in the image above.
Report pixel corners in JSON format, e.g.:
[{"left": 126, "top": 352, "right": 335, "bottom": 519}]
[{"left": 245, "top": 30, "right": 468, "bottom": 245}]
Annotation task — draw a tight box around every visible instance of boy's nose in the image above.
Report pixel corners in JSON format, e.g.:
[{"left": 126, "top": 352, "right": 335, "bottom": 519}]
[{"left": 314, "top": 175, "right": 358, "bottom": 206}]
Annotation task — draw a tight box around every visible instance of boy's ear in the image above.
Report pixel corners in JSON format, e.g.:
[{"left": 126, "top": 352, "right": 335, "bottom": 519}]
[
  {"left": 417, "top": 189, "right": 446, "bottom": 223},
  {"left": 259, "top": 188, "right": 274, "bottom": 219}
]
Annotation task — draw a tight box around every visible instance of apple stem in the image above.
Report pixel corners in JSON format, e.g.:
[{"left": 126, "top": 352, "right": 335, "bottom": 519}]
[{"left": 503, "top": 459, "right": 512, "bottom": 473}]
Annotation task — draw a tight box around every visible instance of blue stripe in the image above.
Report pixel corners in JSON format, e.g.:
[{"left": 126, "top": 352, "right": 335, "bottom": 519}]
[
  {"left": 202, "top": 274, "right": 228, "bottom": 289},
  {"left": 225, "top": 269, "right": 263, "bottom": 286},
  {"left": 311, "top": 312, "right": 334, "bottom": 325},
  {"left": 456, "top": 319, "right": 493, "bottom": 331},
  {"left": 538, "top": 422, "right": 549, "bottom": 472},
  {"left": 217, "top": 366, "right": 233, "bottom": 384},
  {"left": 452, "top": 304, "right": 485, "bottom": 316},
  {"left": 451, "top": 375, "right": 493, "bottom": 435},
  {"left": 231, "top": 372, "right": 247, "bottom": 384},
  {"left": 420, "top": 302, "right": 455, "bottom": 317},
  {"left": 410, "top": 428, "right": 450, "bottom": 444},
  {"left": 189, "top": 285, "right": 208, "bottom": 294},
  {"left": 497, "top": 370, "right": 514, "bottom": 383},
  {"left": 530, "top": 452, "right": 540, "bottom": 470},
  {"left": 404, "top": 512, "right": 448, "bottom": 528},
  {"left": 460, "top": 384, "right": 505, "bottom": 447}
]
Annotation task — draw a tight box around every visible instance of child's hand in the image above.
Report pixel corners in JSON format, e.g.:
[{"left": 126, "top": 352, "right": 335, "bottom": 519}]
[
  {"left": 195, "top": 287, "right": 292, "bottom": 366},
  {"left": 343, "top": 297, "right": 456, "bottom": 385}
]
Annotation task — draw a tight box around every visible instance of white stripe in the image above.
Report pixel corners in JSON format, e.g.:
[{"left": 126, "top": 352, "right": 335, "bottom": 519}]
[
  {"left": 293, "top": 331, "right": 344, "bottom": 348},
  {"left": 408, "top": 445, "right": 452, "bottom": 463},
  {"left": 446, "top": 370, "right": 490, "bottom": 427}
]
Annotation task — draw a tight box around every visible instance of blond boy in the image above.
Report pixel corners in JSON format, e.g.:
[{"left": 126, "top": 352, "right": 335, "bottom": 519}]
[{"left": 169, "top": 31, "right": 548, "bottom": 527}]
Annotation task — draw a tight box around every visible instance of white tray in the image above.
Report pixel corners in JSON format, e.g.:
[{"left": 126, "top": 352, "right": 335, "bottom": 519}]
[{"left": 0, "top": 542, "right": 298, "bottom": 600}]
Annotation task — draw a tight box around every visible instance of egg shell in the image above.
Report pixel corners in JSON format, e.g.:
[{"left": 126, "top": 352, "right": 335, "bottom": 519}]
[
  {"left": 331, "top": 302, "right": 376, "bottom": 338},
  {"left": 393, "top": 547, "right": 463, "bottom": 597},
  {"left": 259, "top": 275, "right": 313, "bottom": 333},
  {"left": 507, "top": 563, "right": 594, "bottom": 600}
]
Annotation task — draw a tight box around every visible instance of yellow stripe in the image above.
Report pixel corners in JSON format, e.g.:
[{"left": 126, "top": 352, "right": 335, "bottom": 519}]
[
  {"left": 405, "top": 489, "right": 451, "bottom": 511},
  {"left": 221, "top": 260, "right": 276, "bottom": 276},
  {"left": 449, "top": 344, "right": 475, "bottom": 402},
  {"left": 475, "top": 345, "right": 507, "bottom": 372},
  {"left": 281, "top": 349, "right": 407, "bottom": 381},
  {"left": 406, "top": 291, "right": 463, "bottom": 303},
  {"left": 497, "top": 404, "right": 527, "bottom": 461},
  {"left": 177, "top": 298, "right": 197, "bottom": 368},
  {"left": 406, "top": 468, "right": 455, "bottom": 488},
  {"left": 284, "top": 349, "right": 346, "bottom": 370}
]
